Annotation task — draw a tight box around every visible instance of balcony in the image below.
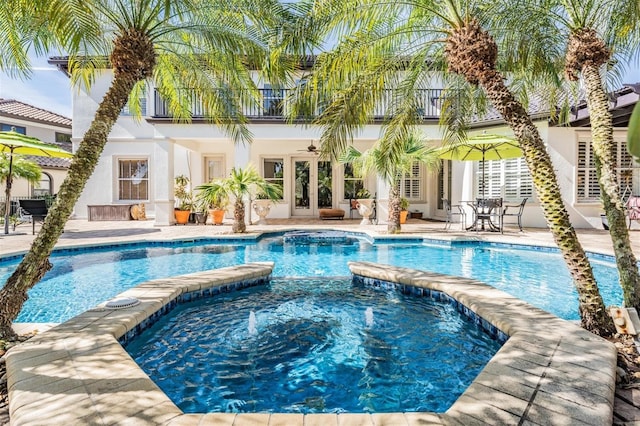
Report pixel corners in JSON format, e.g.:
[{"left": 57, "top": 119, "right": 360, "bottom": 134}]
[{"left": 151, "top": 88, "right": 446, "bottom": 121}]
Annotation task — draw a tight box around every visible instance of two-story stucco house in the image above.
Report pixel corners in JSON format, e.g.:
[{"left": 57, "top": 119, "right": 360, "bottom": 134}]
[
  {"left": 0, "top": 99, "right": 72, "bottom": 200},
  {"left": 48, "top": 56, "right": 639, "bottom": 229}
]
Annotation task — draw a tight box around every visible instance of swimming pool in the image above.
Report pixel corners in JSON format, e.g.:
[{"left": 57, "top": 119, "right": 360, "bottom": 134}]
[
  {"left": 126, "top": 278, "right": 504, "bottom": 413},
  {"left": 0, "top": 231, "right": 622, "bottom": 323}
]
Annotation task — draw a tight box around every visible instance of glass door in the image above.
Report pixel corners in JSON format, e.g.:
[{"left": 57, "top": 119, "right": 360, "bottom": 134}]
[{"left": 292, "top": 158, "right": 333, "bottom": 216}]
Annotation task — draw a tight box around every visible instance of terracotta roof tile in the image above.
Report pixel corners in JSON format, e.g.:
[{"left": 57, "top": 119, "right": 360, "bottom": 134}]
[{"left": 0, "top": 99, "right": 71, "bottom": 127}]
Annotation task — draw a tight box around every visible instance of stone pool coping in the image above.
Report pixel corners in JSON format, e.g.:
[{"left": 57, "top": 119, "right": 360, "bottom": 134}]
[{"left": 6, "top": 262, "right": 617, "bottom": 425}]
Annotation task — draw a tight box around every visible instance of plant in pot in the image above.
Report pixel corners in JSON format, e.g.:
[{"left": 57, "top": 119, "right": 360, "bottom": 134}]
[
  {"left": 399, "top": 197, "right": 410, "bottom": 224},
  {"left": 193, "top": 199, "right": 209, "bottom": 224},
  {"left": 195, "top": 181, "right": 229, "bottom": 226},
  {"left": 174, "top": 175, "right": 194, "bottom": 225},
  {"left": 196, "top": 164, "right": 281, "bottom": 233}
]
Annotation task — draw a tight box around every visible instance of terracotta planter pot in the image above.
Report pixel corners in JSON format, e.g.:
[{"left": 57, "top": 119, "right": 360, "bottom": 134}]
[
  {"left": 174, "top": 210, "right": 191, "bottom": 225},
  {"left": 400, "top": 210, "right": 409, "bottom": 224},
  {"left": 210, "top": 209, "right": 225, "bottom": 225}
]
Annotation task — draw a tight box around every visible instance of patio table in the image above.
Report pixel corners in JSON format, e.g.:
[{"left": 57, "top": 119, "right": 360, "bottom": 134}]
[{"left": 464, "top": 198, "right": 502, "bottom": 232}]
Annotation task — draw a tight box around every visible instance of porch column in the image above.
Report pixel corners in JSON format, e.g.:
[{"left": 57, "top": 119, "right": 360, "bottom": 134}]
[
  {"left": 153, "top": 138, "right": 175, "bottom": 226},
  {"left": 234, "top": 141, "right": 251, "bottom": 222}
]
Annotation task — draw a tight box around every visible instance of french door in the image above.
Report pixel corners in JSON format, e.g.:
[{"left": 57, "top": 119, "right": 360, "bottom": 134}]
[{"left": 291, "top": 157, "right": 333, "bottom": 217}]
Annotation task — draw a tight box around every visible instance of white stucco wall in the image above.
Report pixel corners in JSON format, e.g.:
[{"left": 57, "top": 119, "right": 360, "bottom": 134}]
[{"left": 69, "top": 69, "right": 631, "bottom": 229}]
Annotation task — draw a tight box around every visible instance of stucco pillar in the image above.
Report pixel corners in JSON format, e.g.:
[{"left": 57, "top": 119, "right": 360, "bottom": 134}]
[
  {"left": 234, "top": 141, "right": 251, "bottom": 222},
  {"left": 153, "top": 139, "right": 175, "bottom": 226}
]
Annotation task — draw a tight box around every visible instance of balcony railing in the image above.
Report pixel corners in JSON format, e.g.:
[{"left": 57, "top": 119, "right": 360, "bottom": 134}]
[{"left": 152, "top": 88, "right": 446, "bottom": 120}]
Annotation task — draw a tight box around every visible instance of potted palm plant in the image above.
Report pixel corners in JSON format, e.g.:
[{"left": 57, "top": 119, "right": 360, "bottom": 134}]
[
  {"left": 174, "top": 175, "right": 193, "bottom": 225},
  {"left": 196, "top": 164, "right": 281, "bottom": 232},
  {"left": 195, "top": 181, "right": 229, "bottom": 225}
]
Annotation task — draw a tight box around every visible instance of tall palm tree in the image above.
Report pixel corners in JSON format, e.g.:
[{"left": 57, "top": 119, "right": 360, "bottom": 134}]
[
  {"left": 547, "top": 0, "right": 640, "bottom": 312},
  {"left": 300, "top": 0, "right": 614, "bottom": 335},
  {"left": 196, "top": 164, "right": 282, "bottom": 233},
  {"left": 340, "top": 131, "right": 440, "bottom": 233},
  {"left": 0, "top": 0, "right": 300, "bottom": 339}
]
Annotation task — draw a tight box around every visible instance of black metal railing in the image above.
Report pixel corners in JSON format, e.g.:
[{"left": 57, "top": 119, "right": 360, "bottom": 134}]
[{"left": 152, "top": 88, "right": 446, "bottom": 120}]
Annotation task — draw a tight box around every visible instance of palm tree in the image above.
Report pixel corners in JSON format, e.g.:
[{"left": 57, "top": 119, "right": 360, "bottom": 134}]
[
  {"left": 544, "top": 0, "right": 640, "bottom": 313},
  {"left": 0, "top": 0, "right": 299, "bottom": 339},
  {"left": 196, "top": 164, "right": 282, "bottom": 233},
  {"left": 0, "top": 155, "right": 42, "bottom": 189},
  {"left": 340, "top": 131, "right": 439, "bottom": 233},
  {"left": 301, "top": 0, "right": 614, "bottom": 335}
]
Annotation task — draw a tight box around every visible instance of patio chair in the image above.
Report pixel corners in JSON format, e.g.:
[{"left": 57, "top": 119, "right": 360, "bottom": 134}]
[
  {"left": 472, "top": 197, "right": 502, "bottom": 232},
  {"left": 626, "top": 195, "right": 640, "bottom": 229},
  {"left": 443, "top": 198, "right": 466, "bottom": 230},
  {"left": 19, "top": 199, "right": 49, "bottom": 235},
  {"left": 500, "top": 197, "right": 528, "bottom": 233}
]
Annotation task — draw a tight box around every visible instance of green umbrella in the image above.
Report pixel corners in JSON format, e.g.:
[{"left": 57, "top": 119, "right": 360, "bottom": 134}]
[
  {"left": 438, "top": 133, "right": 522, "bottom": 197},
  {"left": 1, "top": 129, "right": 73, "bottom": 234}
]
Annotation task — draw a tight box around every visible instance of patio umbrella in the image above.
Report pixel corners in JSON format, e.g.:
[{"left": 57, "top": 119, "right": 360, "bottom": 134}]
[
  {"left": 438, "top": 133, "right": 522, "bottom": 197},
  {"left": 1, "top": 129, "right": 73, "bottom": 234}
]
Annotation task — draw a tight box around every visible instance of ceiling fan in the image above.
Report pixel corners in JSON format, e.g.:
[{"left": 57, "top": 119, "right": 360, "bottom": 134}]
[{"left": 298, "top": 140, "right": 319, "bottom": 154}]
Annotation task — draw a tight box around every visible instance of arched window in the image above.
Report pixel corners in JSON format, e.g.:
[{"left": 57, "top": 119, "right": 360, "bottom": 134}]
[{"left": 33, "top": 172, "right": 52, "bottom": 196}]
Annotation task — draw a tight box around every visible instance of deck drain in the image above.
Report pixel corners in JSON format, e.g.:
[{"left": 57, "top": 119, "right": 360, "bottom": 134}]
[{"left": 105, "top": 297, "right": 140, "bottom": 309}]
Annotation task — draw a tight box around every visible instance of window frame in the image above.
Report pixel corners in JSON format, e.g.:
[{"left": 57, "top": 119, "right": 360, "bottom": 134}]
[
  {"left": 576, "top": 137, "right": 639, "bottom": 203},
  {"left": 342, "top": 163, "right": 365, "bottom": 201},
  {"left": 0, "top": 124, "right": 25, "bottom": 134},
  {"left": 475, "top": 158, "right": 534, "bottom": 202},
  {"left": 115, "top": 157, "right": 150, "bottom": 202},
  {"left": 261, "top": 157, "right": 285, "bottom": 201}
]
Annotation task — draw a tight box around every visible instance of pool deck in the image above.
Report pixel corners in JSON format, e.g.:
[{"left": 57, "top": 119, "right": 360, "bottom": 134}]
[{"left": 2, "top": 217, "right": 640, "bottom": 425}]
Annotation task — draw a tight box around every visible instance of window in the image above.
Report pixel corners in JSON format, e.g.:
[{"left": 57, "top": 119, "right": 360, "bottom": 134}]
[
  {"left": 476, "top": 158, "right": 533, "bottom": 202},
  {"left": 33, "top": 172, "right": 52, "bottom": 196},
  {"left": 55, "top": 132, "right": 71, "bottom": 143},
  {"left": 121, "top": 87, "right": 147, "bottom": 116},
  {"left": 343, "top": 163, "right": 364, "bottom": 199},
  {"left": 204, "top": 156, "right": 225, "bottom": 182},
  {"left": 399, "top": 162, "right": 423, "bottom": 200},
  {"left": 1, "top": 124, "right": 25, "bottom": 134},
  {"left": 577, "top": 138, "right": 639, "bottom": 202},
  {"left": 118, "top": 159, "right": 149, "bottom": 201},
  {"left": 263, "top": 158, "right": 284, "bottom": 200}
]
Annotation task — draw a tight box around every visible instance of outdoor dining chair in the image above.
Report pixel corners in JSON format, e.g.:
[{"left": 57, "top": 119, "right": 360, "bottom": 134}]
[
  {"left": 443, "top": 198, "right": 466, "bottom": 230},
  {"left": 500, "top": 197, "right": 528, "bottom": 233}
]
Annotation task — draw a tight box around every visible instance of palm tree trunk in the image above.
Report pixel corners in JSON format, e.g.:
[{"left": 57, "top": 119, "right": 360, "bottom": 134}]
[
  {"left": 582, "top": 65, "right": 640, "bottom": 310},
  {"left": 0, "top": 73, "right": 139, "bottom": 340},
  {"left": 388, "top": 184, "right": 401, "bottom": 233},
  {"left": 481, "top": 70, "right": 614, "bottom": 335},
  {"left": 233, "top": 199, "right": 246, "bottom": 233}
]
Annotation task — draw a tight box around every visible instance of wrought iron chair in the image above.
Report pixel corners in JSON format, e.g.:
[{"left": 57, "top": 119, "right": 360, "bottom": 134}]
[
  {"left": 471, "top": 197, "right": 503, "bottom": 232},
  {"left": 442, "top": 198, "right": 466, "bottom": 230},
  {"left": 500, "top": 197, "right": 528, "bottom": 233}
]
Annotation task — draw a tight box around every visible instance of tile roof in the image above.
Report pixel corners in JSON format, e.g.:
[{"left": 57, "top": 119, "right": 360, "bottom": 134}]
[
  {"left": 22, "top": 142, "right": 73, "bottom": 169},
  {"left": 0, "top": 99, "right": 71, "bottom": 128}
]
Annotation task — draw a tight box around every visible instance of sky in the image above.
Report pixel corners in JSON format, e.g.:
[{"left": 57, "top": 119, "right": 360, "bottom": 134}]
[{"left": 0, "top": 54, "right": 639, "bottom": 120}]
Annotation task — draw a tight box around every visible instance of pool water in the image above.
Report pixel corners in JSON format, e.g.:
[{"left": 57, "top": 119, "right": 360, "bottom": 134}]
[
  {"left": 125, "top": 278, "right": 503, "bottom": 414},
  {"left": 0, "top": 233, "right": 622, "bottom": 323}
]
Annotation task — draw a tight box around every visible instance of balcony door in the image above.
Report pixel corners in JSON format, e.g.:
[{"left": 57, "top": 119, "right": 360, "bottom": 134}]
[{"left": 291, "top": 157, "right": 333, "bottom": 217}]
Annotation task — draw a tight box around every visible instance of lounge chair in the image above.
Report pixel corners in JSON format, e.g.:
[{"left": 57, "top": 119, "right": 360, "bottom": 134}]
[{"left": 19, "top": 199, "right": 49, "bottom": 235}]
